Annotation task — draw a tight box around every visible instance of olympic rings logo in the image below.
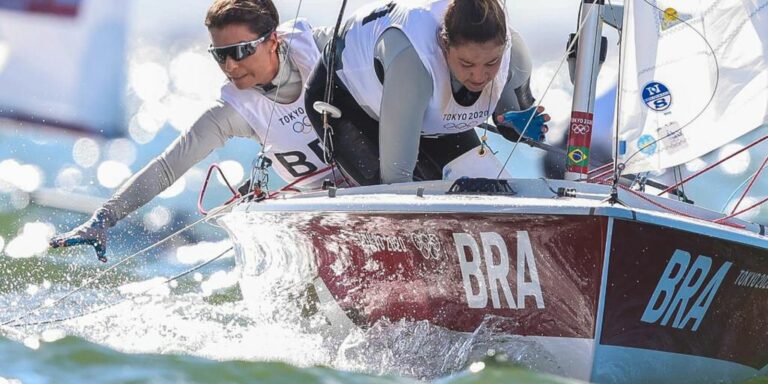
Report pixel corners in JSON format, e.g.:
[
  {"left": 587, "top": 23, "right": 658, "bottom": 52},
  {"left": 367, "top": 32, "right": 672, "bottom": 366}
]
[
  {"left": 443, "top": 120, "right": 482, "bottom": 130},
  {"left": 411, "top": 232, "right": 442, "bottom": 260},
  {"left": 293, "top": 116, "right": 313, "bottom": 134},
  {"left": 571, "top": 123, "right": 590, "bottom": 135}
]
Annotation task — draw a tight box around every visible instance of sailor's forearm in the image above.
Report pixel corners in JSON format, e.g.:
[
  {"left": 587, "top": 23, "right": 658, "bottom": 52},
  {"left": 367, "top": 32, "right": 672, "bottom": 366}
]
[
  {"left": 98, "top": 158, "right": 175, "bottom": 225},
  {"left": 96, "top": 105, "right": 244, "bottom": 226}
]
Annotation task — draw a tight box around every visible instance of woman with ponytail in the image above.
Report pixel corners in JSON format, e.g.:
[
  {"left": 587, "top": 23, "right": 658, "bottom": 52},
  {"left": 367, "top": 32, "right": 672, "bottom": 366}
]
[{"left": 305, "top": 0, "right": 549, "bottom": 185}]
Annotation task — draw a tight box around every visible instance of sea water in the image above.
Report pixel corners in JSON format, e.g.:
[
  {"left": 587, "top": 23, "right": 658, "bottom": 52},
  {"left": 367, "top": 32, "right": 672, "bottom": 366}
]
[{"left": 0, "top": 240, "right": 585, "bottom": 384}]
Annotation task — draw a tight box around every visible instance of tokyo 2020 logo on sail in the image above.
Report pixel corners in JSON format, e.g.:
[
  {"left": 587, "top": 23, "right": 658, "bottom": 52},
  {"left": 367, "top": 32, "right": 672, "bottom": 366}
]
[{"left": 642, "top": 81, "right": 672, "bottom": 111}]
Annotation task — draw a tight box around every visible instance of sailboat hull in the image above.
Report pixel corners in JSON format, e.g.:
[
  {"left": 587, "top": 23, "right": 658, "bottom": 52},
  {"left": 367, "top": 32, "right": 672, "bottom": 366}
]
[{"left": 218, "top": 179, "right": 768, "bottom": 382}]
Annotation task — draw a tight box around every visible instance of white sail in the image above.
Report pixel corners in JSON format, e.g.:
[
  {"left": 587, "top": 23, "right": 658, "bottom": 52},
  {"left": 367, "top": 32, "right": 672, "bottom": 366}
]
[
  {"left": 0, "top": 0, "right": 128, "bottom": 136},
  {"left": 616, "top": 0, "right": 768, "bottom": 174}
]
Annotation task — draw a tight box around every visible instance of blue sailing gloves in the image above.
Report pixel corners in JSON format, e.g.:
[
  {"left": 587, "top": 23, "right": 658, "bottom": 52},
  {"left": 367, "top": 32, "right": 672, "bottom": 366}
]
[
  {"left": 496, "top": 105, "right": 550, "bottom": 142},
  {"left": 49, "top": 209, "right": 113, "bottom": 262}
]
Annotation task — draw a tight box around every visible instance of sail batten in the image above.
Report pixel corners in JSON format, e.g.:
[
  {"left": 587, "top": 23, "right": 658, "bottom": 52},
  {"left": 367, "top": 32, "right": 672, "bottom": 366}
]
[{"left": 616, "top": 0, "right": 768, "bottom": 174}]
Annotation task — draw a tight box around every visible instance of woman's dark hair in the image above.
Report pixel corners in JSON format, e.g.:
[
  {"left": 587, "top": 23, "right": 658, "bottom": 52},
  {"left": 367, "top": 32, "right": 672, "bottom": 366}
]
[
  {"left": 441, "top": 0, "right": 507, "bottom": 47},
  {"left": 205, "top": 0, "right": 279, "bottom": 36}
]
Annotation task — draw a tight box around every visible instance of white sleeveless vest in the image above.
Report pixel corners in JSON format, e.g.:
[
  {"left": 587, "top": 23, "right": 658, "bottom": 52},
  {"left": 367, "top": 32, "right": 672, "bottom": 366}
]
[
  {"left": 337, "top": 0, "right": 511, "bottom": 136},
  {"left": 221, "top": 19, "right": 330, "bottom": 189}
]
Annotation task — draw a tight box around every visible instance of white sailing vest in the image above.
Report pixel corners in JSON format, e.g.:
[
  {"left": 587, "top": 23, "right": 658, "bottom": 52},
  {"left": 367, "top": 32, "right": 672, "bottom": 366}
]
[
  {"left": 337, "top": 0, "right": 511, "bottom": 136},
  {"left": 221, "top": 19, "right": 330, "bottom": 189}
]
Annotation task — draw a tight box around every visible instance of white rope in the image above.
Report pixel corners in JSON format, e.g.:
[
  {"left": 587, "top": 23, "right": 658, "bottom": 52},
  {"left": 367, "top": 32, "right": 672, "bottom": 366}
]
[{"left": 250, "top": 0, "right": 307, "bottom": 188}]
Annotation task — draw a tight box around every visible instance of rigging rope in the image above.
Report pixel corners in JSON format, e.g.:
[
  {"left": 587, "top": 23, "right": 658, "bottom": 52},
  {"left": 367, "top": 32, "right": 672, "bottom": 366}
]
[
  {"left": 730, "top": 156, "right": 768, "bottom": 215},
  {"left": 497, "top": 2, "right": 600, "bottom": 178},
  {"left": 317, "top": 0, "right": 349, "bottom": 186},
  {"left": 478, "top": 0, "right": 507, "bottom": 158},
  {"left": 250, "top": 0, "right": 306, "bottom": 191},
  {"left": 717, "top": 196, "right": 768, "bottom": 224},
  {"left": 611, "top": 0, "right": 627, "bottom": 189},
  {"left": 324, "top": 0, "right": 348, "bottom": 105},
  {"left": 7, "top": 247, "right": 234, "bottom": 328},
  {"left": 618, "top": 184, "right": 746, "bottom": 229},
  {"left": 658, "top": 135, "right": 768, "bottom": 195},
  {"left": 1, "top": 196, "right": 244, "bottom": 328}
]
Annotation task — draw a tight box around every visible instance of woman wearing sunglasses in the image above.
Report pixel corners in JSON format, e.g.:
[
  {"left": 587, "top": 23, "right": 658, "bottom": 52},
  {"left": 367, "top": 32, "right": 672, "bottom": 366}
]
[
  {"left": 49, "top": 0, "right": 336, "bottom": 262},
  {"left": 306, "top": 0, "right": 550, "bottom": 186}
]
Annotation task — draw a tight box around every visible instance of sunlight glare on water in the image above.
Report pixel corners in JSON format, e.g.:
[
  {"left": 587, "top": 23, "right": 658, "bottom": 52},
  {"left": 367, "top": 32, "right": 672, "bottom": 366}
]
[
  {"left": 200, "top": 270, "right": 238, "bottom": 296},
  {"left": 174, "top": 241, "right": 232, "bottom": 265},
  {"left": 96, "top": 161, "right": 132, "bottom": 189},
  {"left": 0, "top": 160, "right": 43, "bottom": 193},
  {"left": 718, "top": 144, "right": 751, "bottom": 175},
  {"left": 72, "top": 138, "right": 100, "bottom": 168},
  {"left": 118, "top": 277, "right": 172, "bottom": 297},
  {"left": 165, "top": 95, "right": 213, "bottom": 133},
  {"left": 216, "top": 160, "right": 244, "bottom": 186},
  {"left": 40, "top": 329, "right": 66, "bottom": 343},
  {"left": 169, "top": 51, "right": 224, "bottom": 99},
  {"left": 54, "top": 167, "right": 84, "bottom": 192},
  {"left": 106, "top": 138, "right": 138, "bottom": 166},
  {"left": 4, "top": 222, "right": 55, "bottom": 259},
  {"left": 158, "top": 176, "right": 186, "bottom": 199},
  {"left": 468, "top": 361, "right": 486, "bottom": 373},
  {"left": 25, "top": 284, "right": 40, "bottom": 296},
  {"left": 22, "top": 335, "right": 40, "bottom": 350},
  {"left": 135, "top": 101, "right": 169, "bottom": 134},
  {"left": 130, "top": 61, "right": 170, "bottom": 102},
  {"left": 685, "top": 158, "right": 708, "bottom": 173},
  {"left": 15, "top": 165, "right": 42, "bottom": 193},
  {"left": 143, "top": 206, "right": 172, "bottom": 232},
  {"left": 128, "top": 115, "right": 159, "bottom": 144}
]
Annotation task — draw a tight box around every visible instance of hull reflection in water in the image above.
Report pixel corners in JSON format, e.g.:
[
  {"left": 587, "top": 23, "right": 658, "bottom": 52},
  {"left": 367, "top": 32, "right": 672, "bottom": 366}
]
[{"left": 218, "top": 179, "right": 768, "bottom": 383}]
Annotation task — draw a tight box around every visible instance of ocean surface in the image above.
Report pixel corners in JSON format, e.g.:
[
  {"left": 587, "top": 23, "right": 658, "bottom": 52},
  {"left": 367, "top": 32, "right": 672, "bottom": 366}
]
[{"left": 0, "top": 224, "right": 585, "bottom": 384}]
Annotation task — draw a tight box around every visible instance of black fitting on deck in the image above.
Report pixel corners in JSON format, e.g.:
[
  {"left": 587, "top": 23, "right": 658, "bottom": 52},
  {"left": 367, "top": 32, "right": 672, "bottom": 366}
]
[
  {"left": 557, "top": 187, "right": 577, "bottom": 198},
  {"left": 447, "top": 178, "right": 516, "bottom": 195}
]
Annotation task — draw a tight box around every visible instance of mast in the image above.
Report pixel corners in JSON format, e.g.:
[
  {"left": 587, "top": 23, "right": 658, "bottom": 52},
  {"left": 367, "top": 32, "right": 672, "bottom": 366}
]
[
  {"left": 564, "top": 0, "right": 607, "bottom": 180},
  {"left": 611, "top": 0, "right": 630, "bottom": 202}
]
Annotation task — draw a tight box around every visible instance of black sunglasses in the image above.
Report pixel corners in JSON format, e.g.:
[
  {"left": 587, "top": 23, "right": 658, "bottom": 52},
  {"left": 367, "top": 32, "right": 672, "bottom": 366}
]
[{"left": 208, "top": 31, "right": 273, "bottom": 64}]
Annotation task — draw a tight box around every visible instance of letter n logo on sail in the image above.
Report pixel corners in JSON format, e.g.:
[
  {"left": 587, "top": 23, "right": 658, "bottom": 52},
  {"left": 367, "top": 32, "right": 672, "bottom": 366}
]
[{"left": 640, "top": 249, "right": 732, "bottom": 331}]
